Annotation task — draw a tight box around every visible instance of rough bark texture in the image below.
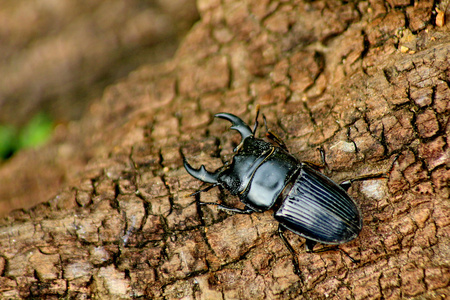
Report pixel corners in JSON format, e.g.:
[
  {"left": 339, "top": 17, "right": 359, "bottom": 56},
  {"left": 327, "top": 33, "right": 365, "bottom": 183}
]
[
  {"left": 1, "top": 0, "right": 449, "bottom": 299},
  {"left": 0, "top": 0, "right": 198, "bottom": 214}
]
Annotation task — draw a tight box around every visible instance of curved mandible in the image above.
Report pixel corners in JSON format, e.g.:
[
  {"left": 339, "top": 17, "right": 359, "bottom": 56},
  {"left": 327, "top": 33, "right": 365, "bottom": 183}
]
[
  {"left": 215, "top": 113, "right": 253, "bottom": 140},
  {"left": 183, "top": 159, "right": 219, "bottom": 184}
]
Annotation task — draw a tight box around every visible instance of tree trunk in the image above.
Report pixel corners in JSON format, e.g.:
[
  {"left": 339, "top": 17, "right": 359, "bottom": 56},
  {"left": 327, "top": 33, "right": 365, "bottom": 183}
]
[{"left": 0, "top": 0, "right": 449, "bottom": 299}]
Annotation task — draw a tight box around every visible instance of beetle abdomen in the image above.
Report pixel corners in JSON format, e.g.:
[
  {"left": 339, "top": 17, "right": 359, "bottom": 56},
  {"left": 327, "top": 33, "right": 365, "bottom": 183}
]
[{"left": 274, "top": 164, "right": 362, "bottom": 245}]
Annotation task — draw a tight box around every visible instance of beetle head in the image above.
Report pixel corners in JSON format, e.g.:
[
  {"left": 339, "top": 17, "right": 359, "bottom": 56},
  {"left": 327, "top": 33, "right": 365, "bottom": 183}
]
[{"left": 183, "top": 113, "right": 253, "bottom": 186}]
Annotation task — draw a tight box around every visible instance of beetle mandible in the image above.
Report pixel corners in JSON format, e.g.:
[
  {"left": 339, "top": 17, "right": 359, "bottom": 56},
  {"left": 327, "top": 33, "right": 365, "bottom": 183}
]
[{"left": 183, "top": 111, "right": 363, "bottom": 274}]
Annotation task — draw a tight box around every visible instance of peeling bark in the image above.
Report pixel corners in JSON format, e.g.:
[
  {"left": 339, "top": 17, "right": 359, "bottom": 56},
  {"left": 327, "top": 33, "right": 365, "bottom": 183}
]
[{"left": 1, "top": 0, "right": 449, "bottom": 299}]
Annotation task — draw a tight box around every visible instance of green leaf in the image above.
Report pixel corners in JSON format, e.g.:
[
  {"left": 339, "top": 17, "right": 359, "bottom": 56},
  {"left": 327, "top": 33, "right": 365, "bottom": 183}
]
[
  {"left": 18, "top": 113, "right": 54, "bottom": 149},
  {"left": 0, "top": 125, "right": 18, "bottom": 159}
]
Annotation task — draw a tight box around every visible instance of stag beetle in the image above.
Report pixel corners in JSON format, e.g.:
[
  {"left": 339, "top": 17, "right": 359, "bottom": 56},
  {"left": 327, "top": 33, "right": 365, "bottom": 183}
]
[{"left": 183, "top": 111, "right": 363, "bottom": 274}]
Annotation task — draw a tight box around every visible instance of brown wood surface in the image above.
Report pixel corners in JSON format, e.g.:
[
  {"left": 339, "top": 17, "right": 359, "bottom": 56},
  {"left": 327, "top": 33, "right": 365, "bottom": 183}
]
[{"left": 0, "top": 0, "right": 449, "bottom": 299}]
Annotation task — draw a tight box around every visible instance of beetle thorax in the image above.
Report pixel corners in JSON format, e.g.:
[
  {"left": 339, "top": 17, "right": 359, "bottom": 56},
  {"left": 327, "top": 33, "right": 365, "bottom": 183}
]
[
  {"left": 218, "top": 137, "right": 272, "bottom": 195},
  {"left": 218, "top": 137, "right": 300, "bottom": 212}
]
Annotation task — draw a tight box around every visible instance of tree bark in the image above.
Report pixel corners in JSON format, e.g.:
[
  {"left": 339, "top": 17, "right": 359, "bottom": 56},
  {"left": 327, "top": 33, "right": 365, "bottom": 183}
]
[{"left": 1, "top": 0, "right": 449, "bottom": 299}]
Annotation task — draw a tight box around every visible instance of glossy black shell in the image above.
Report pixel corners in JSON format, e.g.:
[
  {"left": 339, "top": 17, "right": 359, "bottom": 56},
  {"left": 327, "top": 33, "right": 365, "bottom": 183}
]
[
  {"left": 184, "top": 113, "right": 362, "bottom": 246},
  {"left": 274, "top": 164, "right": 362, "bottom": 244}
]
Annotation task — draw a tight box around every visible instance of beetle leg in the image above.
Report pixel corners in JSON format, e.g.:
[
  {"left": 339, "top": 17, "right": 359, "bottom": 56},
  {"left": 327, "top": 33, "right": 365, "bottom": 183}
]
[
  {"left": 198, "top": 202, "right": 254, "bottom": 214},
  {"left": 297, "top": 147, "right": 329, "bottom": 173},
  {"left": 187, "top": 183, "right": 218, "bottom": 197},
  {"left": 301, "top": 160, "right": 325, "bottom": 171},
  {"left": 305, "top": 239, "right": 317, "bottom": 252},
  {"left": 318, "top": 146, "right": 389, "bottom": 191},
  {"left": 339, "top": 173, "right": 388, "bottom": 192},
  {"left": 305, "top": 240, "right": 360, "bottom": 263},
  {"left": 278, "top": 225, "right": 302, "bottom": 277},
  {"left": 339, "top": 180, "right": 352, "bottom": 192},
  {"left": 263, "top": 115, "right": 289, "bottom": 151},
  {"left": 318, "top": 146, "right": 329, "bottom": 170}
]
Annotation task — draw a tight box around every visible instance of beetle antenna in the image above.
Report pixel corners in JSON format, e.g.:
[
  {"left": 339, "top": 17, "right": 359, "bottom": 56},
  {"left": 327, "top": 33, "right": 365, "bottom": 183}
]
[
  {"left": 252, "top": 104, "right": 261, "bottom": 134},
  {"left": 263, "top": 114, "right": 268, "bottom": 132},
  {"left": 263, "top": 115, "right": 289, "bottom": 151}
]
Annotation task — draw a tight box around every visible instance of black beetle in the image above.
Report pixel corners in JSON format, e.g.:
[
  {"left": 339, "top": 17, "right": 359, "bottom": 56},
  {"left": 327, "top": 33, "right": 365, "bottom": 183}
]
[{"left": 183, "top": 112, "right": 363, "bottom": 274}]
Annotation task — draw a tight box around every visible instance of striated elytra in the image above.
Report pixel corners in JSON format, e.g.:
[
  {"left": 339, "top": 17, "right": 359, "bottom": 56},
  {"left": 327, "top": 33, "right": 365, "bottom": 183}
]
[{"left": 183, "top": 112, "right": 362, "bottom": 275}]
